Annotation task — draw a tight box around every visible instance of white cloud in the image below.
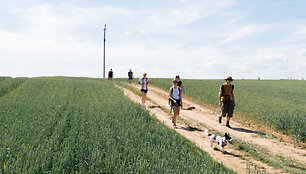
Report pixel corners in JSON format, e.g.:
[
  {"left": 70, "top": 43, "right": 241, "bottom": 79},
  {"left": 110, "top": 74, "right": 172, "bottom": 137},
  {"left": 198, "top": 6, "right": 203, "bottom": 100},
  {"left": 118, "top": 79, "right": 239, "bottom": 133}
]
[
  {"left": 0, "top": 0, "right": 305, "bottom": 79},
  {"left": 218, "top": 24, "right": 272, "bottom": 45}
]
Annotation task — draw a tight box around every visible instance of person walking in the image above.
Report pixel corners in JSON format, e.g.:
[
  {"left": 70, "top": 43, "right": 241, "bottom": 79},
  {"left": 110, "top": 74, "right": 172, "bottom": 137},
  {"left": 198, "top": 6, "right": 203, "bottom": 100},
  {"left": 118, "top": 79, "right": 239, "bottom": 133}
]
[
  {"left": 108, "top": 69, "right": 113, "bottom": 82},
  {"left": 128, "top": 69, "right": 134, "bottom": 84},
  {"left": 169, "top": 79, "right": 182, "bottom": 128},
  {"left": 137, "top": 73, "right": 150, "bottom": 106},
  {"left": 175, "top": 75, "right": 185, "bottom": 93},
  {"left": 218, "top": 76, "right": 235, "bottom": 128}
]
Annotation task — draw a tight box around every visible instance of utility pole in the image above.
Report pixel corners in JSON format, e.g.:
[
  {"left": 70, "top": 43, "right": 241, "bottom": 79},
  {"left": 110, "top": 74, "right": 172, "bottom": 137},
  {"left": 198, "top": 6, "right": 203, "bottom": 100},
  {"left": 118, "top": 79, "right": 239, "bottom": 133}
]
[{"left": 103, "top": 25, "right": 107, "bottom": 78}]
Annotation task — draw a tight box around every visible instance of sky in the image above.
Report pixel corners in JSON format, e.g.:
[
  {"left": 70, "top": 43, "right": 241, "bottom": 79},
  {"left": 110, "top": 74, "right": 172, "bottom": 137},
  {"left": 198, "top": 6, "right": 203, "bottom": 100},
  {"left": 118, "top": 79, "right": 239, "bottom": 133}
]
[{"left": 0, "top": 0, "right": 305, "bottom": 79}]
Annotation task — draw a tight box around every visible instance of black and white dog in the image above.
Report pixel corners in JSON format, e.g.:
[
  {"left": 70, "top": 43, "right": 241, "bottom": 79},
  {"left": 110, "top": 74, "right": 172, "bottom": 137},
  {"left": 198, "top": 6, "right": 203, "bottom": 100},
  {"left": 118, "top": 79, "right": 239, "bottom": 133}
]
[{"left": 205, "top": 129, "right": 233, "bottom": 152}]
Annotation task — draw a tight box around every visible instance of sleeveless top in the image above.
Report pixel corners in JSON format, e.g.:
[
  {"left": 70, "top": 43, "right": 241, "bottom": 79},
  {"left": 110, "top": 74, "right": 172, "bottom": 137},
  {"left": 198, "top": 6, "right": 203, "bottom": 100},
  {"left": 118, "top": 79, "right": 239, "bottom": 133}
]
[
  {"left": 139, "top": 78, "right": 149, "bottom": 90},
  {"left": 172, "top": 87, "right": 180, "bottom": 100}
]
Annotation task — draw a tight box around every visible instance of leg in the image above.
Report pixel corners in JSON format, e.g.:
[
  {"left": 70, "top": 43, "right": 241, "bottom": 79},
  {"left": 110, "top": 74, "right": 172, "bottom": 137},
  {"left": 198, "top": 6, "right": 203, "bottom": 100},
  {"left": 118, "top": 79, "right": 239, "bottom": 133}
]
[
  {"left": 143, "top": 92, "right": 147, "bottom": 104},
  {"left": 172, "top": 106, "right": 179, "bottom": 127},
  {"left": 219, "top": 102, "right": 225, "bottom": 123},
  {"left": 209, "top": 138, "right": 213, "bottom": 148},
  {"left": 219, "top": 145, "right": 224, "bottom": 152},
  {"left": 141, "top": 92, "right": 145, "bottom": 105},
  {"left": 226, "top": 101, "right": 234, "bottom": 128}
]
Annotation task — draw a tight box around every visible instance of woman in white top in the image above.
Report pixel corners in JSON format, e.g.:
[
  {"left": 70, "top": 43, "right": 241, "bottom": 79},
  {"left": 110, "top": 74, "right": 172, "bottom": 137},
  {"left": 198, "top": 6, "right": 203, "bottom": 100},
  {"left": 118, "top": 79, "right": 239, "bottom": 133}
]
[
  {"left": 169, "top": 79, "right": 182, "bottom": 128},
  {"left": 137, "top": 73, "right": 151, "bottom": 106}
]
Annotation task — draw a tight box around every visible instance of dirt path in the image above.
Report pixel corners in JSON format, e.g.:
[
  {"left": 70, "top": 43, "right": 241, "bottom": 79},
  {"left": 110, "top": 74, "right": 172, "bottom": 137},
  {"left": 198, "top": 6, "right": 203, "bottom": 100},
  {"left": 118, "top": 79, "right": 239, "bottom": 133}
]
[
  {"left": 116, "top": 85, "right": 286, "bottom": 174},
  {"left": 146, "top": 85, "right": 306, "bottom": 165}
]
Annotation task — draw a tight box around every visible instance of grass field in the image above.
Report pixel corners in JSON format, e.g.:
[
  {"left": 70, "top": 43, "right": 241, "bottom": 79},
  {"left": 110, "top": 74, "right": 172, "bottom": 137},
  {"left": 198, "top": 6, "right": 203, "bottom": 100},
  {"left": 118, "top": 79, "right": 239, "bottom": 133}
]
[
  {"left": 0, "top": 77, "right": 233, "bottom": 173},
  {"left": 145, "top": 78, "right": 306, "bottom": 142}
]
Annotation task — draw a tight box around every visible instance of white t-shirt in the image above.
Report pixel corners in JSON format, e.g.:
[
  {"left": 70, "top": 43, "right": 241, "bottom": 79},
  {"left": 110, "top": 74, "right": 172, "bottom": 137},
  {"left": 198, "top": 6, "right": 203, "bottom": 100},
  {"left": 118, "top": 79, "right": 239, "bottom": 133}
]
[
  {"left": 172, "top": 87, "right": 180, "bottom": 100},
  {"left": 139, "top": 78, "right": 149, "bottom": 90}
]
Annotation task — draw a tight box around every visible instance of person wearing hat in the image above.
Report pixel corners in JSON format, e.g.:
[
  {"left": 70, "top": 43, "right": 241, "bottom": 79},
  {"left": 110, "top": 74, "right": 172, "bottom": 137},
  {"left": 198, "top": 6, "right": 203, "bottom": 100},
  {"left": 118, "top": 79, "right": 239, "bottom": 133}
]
[
  {"left": 137, "top": 73, "right": 150, "bottom": 106},
  {"left": 169, "top": 79, "right": 182, "bottom": 128},
  {"left": 218, "top": 76, "right": 235, "bottom": 128}
]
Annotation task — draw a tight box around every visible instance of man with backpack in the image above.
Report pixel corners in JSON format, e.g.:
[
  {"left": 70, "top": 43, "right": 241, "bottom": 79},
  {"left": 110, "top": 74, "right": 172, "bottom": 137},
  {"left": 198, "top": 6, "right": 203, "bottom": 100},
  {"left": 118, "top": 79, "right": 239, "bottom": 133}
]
[
  {"left": 137, "top": 73, "right": 150, "bottom": 106},
  {"left": 218, "top": 76, "right": 235, "bottom": 128},
  {"left": 108, "top": 69, "right": 113, "bottom": 82},
  {"left": 128, "top": 69, "right": 134, "bottom": 84}
]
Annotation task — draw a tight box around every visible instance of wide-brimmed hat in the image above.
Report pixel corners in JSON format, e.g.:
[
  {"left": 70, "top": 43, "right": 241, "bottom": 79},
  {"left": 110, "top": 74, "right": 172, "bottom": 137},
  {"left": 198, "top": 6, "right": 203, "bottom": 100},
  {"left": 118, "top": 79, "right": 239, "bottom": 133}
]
[{"left": 224, "top": 76, "right": 234, "bottom": 81}]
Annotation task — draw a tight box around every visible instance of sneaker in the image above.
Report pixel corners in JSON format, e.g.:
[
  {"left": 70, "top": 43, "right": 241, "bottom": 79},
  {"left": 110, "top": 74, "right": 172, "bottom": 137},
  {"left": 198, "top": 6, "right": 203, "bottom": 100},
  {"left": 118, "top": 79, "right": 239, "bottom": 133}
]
[
  {"left": 218, "top": 116, "right": 222, "bottom": 124},
  {"left": 172, "top": 122, "right": 177, "bottom": 128}
]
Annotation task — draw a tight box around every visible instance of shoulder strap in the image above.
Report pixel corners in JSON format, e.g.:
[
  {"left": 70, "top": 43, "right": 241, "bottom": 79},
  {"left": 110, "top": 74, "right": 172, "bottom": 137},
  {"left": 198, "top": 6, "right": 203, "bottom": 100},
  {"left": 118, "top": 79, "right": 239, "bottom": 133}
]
[{"left": 170, "top": 87, "right": 174, "bottom": 95}]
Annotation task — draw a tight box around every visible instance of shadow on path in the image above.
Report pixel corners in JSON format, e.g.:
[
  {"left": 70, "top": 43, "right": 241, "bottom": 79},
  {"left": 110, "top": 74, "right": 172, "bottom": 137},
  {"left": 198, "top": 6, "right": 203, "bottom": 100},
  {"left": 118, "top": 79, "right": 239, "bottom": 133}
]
[
  {"left": 213, "top": 148, "right": 242, "bottom": 158},
  {"left": 148, "top": 105, "right": 161, "bottom": 109},
  {"left": 182, "top": 106, "right": 196, "bottom": 110},
  {"left": 178, "top": 125, "right": 203, "bottom": 132},
  {"left": 231, "top": 127, "right": 266, "bottom": 136}
]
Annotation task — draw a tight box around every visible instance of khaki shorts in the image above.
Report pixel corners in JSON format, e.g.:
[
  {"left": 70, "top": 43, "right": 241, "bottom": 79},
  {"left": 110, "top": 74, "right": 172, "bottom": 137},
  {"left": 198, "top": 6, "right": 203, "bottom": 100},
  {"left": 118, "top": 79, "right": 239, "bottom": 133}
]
[{"left": 221, "top": 100, "right": 234, "bottom": 117}]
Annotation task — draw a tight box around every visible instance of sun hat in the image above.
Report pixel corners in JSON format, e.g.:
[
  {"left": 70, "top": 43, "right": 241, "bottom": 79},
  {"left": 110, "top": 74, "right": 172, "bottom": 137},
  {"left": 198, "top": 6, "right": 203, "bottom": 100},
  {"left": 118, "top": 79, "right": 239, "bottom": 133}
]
[{"left": 224, "top": 76, "right": 234, "bottom": 81}]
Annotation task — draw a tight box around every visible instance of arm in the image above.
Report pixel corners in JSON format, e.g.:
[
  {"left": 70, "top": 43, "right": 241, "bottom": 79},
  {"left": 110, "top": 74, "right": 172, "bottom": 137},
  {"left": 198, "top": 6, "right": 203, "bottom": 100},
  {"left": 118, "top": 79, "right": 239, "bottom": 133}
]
[
  {"left": 231, "top": 92, "right": 235, "bottom": 106},
  {"left": 180, "top": 89, "right": 183, "bottom": 108},
  {"left": 219, "top": 88, "right": 222, "bottom": 106},
  {"left": 181, "top": 85, "right": 185, "bottom": 93}
]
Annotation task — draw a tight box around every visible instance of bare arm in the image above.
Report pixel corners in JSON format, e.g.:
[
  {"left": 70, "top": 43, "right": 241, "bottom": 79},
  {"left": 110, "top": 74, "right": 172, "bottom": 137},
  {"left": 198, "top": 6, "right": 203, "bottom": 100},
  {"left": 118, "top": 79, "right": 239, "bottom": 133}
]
[
  {"left": 180, "top": 84, "right": 185, "bottom": 93},
  {"left": 219, "top": 88, "right": 222, "bottom": 106},
  {"left": 231, "top": 92, "right": 235, "bottom": 106}
]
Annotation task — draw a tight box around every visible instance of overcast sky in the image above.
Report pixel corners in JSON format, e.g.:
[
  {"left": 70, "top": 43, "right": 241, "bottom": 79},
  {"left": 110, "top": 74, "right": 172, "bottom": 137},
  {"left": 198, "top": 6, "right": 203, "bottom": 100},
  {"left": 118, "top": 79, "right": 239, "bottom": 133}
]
[{"left": 0, "top": 0, "right": 305, "bottom": 79}]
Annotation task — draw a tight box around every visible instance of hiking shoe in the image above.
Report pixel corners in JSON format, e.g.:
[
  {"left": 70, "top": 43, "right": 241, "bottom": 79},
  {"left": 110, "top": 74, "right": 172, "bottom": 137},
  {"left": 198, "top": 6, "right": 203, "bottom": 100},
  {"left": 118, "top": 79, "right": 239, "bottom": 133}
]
[
  {"left": 226, "top": 121, "right": 232, "bottom": 128},
  {"left": 218, "top": 116, "right": 222, "bottom": 124}
]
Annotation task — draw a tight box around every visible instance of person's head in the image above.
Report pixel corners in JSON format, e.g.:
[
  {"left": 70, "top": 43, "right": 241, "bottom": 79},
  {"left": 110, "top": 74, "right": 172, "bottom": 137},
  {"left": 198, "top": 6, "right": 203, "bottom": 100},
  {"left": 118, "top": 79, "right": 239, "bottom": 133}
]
[
  {"left": 143, "top": 73, "right": 147, "bottom": 77},
  {"left": 110, "top": 68, "right": 112, "bottom": 71},
  {"left": 175, "top": 75, "right": 180, "bottom": 80},
  {"left": 172, "top": 79, "right": 178, "bottom": 87},
  {"left": 224, "top": 76, "right": 234, "bottom": 84},
  {"left": 129, "top": 69, "right": 132, "bottom": 72}
]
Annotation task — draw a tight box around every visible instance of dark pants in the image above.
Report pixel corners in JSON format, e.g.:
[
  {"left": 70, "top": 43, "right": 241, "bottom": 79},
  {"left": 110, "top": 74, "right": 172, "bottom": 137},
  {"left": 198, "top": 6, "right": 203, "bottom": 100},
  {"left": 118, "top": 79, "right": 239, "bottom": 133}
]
[{"left": 221, "top": 100, "right": 234, "bottom": 117}]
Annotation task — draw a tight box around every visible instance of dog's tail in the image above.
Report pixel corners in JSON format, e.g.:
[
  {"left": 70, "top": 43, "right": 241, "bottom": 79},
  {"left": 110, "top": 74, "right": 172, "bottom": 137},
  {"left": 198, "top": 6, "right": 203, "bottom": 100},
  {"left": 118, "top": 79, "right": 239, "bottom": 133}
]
[{"left": 204, "top": 129, "right": 209, "bottom": 136}]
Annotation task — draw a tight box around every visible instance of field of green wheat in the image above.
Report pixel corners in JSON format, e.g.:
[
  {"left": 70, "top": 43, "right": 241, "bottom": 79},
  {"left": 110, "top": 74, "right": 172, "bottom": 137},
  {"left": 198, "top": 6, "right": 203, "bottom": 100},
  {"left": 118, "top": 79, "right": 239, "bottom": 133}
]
[
  {"left": 0, "top": 77, "right": 232, "bottom": 173},
  {"left": 146, "top": 78, "right": 305, "bottom": 142}
]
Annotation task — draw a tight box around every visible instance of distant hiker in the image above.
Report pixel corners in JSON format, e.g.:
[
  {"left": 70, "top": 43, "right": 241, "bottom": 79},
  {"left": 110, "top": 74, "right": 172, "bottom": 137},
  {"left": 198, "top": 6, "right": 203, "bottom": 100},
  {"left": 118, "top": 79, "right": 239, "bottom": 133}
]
[
  {"left": 218, "top": 76, "right": 235, "bottom": 128},
  {"left": 108, "top": 69, "right": 113, "bottom": 82},
  {"left": 137, "top": 73, "right": 150, "bottom": 106},
  {"left": 128, "top": 69, "right": 134, "bottom": 84},
  {"left": 175, "top": 75, "right": 185, "bottom": 93},
  {"left": 169, "top": 79, "right": 182, "bottom": 128}
]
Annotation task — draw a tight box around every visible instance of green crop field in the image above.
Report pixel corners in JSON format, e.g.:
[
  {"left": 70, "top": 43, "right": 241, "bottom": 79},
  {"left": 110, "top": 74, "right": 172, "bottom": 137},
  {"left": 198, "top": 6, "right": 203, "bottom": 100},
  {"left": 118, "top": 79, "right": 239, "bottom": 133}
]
[
  {"left": 0, "top": 77, "right": 233, "bottom": 173},
  {"left": 147, "top": 78, "right": 306, "bottom": 142}
]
